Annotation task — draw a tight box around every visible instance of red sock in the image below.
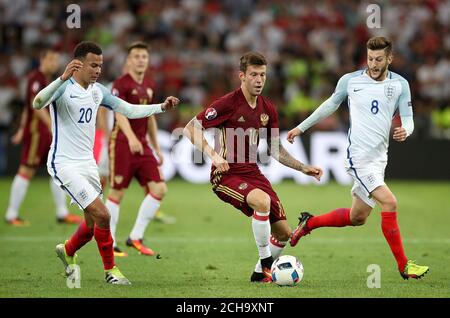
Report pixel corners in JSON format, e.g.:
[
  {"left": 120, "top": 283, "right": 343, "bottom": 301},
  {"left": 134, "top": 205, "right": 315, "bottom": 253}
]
[
  {"left": 381, "top": 212, "right": 408, "bottom": 271},
  {"left": 94, "top": 225, "right": 115, "bottom": 270},
  {"left": 65, "top": 221, "right": 94, "bottom": 256},
  {"left": 307, "top": 208, "right": 352, "bottom": 230}
]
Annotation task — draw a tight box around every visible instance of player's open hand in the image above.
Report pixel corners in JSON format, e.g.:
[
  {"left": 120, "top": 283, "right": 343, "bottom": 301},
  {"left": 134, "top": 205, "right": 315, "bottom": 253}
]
[
  {"left": 162, "top": 96, "right": 180, "bottom": 111},
  {"left": 287, "top": 127, "right": 302, "bottom": 144},
  {"left": 301, "top": 164, "right": 323, "bottom": 181},
  {"left": 60, "top": 59, "right": 83, "bottom": 81},
  {"left": 212, "top": 153, "right": 229, "bottom": 173},
  {"left": 393, "top": 127, "right": 408, "bottom": 142}
]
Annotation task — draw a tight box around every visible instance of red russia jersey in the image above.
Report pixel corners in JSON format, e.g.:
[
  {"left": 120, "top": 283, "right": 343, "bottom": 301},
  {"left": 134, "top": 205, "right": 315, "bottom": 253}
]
[
  {"left": 111, "top": 73, "right": 155, "bottom": 142},
  {"left": 24, "top": 70, "right": 49, "bottom": 136},
  {"left": 196, "top": 87, "right": 279, "bottom": 174}
]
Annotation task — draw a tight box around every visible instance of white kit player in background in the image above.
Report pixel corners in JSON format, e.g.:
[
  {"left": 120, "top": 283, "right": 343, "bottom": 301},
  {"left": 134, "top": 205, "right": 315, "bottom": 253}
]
[
  {"left": 287, "top": 37, "right": 428, "bottom": 279},
  {"left": 32, "top": 41, "right": 179, "bottom": 285}
]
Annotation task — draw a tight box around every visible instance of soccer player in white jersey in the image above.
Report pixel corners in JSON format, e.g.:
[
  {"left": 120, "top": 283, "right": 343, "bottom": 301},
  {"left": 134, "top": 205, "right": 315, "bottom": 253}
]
[
  {"left": 287, "top": 37, "right": 429, "bottom": 279},
  {"left": 32, "top": 42, "right": 179, "bottom": 285}
]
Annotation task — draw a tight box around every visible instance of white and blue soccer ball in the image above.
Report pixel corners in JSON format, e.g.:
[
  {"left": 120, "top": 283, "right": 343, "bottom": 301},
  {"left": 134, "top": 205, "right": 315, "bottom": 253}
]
[{"left": 271, "top": 255, "right": 304, "bottom": 286}]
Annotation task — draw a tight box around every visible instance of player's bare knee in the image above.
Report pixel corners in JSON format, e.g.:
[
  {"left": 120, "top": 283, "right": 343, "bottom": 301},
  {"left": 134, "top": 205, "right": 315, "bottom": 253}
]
[
  {"left": 249, "top": 191, "right": 271, "bottom": 212},
  {"left": 381, "top": 196, "right": 397, "bottom": 212},
  {"left": 96, "top": 208, "right": 111, "bottom": 227},
  {"left": 274, "top": 230, "right": 291, "bottom": 242},
  {"left": 109, "top": 189, "right": 124, "bottom": 203},
  {"left": 351, "top": 214, "right": 367, "bottom": 226},
  {"left": 149, "top": 183, "right": 168, "bottom": 200}
]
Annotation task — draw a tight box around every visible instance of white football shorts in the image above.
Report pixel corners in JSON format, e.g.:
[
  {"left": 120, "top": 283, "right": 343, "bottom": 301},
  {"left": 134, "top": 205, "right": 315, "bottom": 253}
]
[
  {"left": 346, "top": 161, "right": 387, "bottom": 208},
  {"left": 48, "top": 160, "right": 102, "bottom": 210}
]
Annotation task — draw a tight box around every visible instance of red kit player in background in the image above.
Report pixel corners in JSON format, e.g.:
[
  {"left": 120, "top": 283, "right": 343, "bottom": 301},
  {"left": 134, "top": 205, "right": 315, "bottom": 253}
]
[
  {"left": 105, "top": 42, "right": 167, "bottom": 257},
  {"left": 5, "top": 48, "right": 82, "bottom": 226}
]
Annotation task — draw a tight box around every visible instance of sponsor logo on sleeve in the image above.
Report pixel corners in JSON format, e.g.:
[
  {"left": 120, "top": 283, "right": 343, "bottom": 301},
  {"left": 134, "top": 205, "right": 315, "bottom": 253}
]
[{"left": 205, "top": 108, "right": 217, "bottom": 120}]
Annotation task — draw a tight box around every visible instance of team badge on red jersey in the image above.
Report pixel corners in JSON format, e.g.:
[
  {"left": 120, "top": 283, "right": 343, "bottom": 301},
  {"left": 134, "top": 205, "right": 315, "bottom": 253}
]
[
  {"left": 260, "top": 114, "right": 269, "bottom": 126},
  {"left": 205, "top": 108, "right": 217, "bottom": 120}
]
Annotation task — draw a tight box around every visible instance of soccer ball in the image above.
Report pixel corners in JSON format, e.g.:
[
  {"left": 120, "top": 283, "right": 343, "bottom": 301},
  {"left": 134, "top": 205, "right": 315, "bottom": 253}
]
[{"left": 271, "top": 255, "right": 304, "bottom": 286}]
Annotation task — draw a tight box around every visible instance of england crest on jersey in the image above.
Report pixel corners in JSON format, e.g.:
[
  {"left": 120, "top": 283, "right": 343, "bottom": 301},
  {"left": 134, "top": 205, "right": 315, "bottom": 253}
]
[
  {"left": 92, "top": 90, "right": 100, "bottom": 104},
  {"left": 384, "top": 83, "right": 395, "bottom": 101}
]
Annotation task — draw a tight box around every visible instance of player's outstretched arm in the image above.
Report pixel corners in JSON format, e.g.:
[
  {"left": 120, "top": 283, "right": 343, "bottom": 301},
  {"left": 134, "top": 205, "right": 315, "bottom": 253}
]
[
  {"left": 287, "top": 73, "right": 351, "bottom": 143},
  {"left": 33, "top": 59, "right": 83, "bottom": 109},
  {"left": 183, "top": 117, "right": 229, "bottom": 172},
  {"left": 269, "top": 136, "right": 322, "bottom": 181},
  {"left": 102, "top": 89, "right": 179, "bottom": 119}
]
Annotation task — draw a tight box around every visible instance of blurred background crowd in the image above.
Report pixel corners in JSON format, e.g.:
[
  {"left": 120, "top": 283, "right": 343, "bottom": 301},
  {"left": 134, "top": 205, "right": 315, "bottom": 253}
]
[{"left": 0, "top": 0, "right": 449, "bottom": 140}]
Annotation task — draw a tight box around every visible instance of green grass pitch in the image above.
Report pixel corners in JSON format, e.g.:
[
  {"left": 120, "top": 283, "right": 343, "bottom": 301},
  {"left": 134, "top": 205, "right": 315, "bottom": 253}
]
[{"left": 0, "top": 178, "right": 449, "bottom": 298}]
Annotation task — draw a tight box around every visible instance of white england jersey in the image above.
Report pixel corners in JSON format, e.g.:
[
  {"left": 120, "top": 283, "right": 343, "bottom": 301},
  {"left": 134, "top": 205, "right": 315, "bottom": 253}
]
[
  {"left": 46, "top": 77, "right": 119, "bottom": 170},
  {"left": 299, "top": 69, "right": 413, "bottom": 169},
  {"left": 341, "top": 70, "right": 412, "bottom": 167}
]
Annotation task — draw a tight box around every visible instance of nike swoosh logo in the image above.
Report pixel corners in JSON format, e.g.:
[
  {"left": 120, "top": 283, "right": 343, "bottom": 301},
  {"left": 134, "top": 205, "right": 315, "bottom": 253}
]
[
  {"left": 353, "top": 89, "right": 363, "bottom": 92},
  {"left": 70, "top": 94, "right": 81, "bottom": 98}
]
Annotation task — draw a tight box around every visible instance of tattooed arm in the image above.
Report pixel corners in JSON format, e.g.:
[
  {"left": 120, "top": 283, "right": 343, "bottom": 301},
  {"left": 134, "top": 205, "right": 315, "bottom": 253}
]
[{"left": 268, "top": 136, "right": 323, "bottom": 181}]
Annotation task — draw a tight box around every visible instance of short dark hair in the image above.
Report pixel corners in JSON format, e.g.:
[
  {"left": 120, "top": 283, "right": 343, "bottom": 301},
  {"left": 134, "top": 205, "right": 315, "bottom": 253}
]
[
  {"left": 239, "top": 52, "right": 267, "bottom": 73},
  {"left": 127, "top": 41, "right": 149, "bottom": 54},
  {"left": 366, "top": 36, "right": 393, "bottom": 56},
  {"left": 73, "top": 41, "right": 102, "bottom": 59},
  {"left": 40, "top": 48, "right": 57, "bottom": 60}
]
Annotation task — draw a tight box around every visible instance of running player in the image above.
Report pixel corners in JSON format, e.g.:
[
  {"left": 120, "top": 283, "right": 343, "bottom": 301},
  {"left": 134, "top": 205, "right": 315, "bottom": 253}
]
[
  {"left": 5, "top": 48, "right": 81, "bottom": 226},
  {"left": 184, "top": 52, "right": 322, "bottom": 282},
  {"left": 32, "top": 41, "right": 179, "bottom": 284},
  {"left": 287, "top": 37, "right": 429, "bottom": 280}
]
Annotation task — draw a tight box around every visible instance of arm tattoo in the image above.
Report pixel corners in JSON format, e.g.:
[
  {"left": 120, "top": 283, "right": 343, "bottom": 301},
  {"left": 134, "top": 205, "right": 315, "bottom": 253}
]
[{"left": 268, "top": 137, "right": 304, "bottom": 171}]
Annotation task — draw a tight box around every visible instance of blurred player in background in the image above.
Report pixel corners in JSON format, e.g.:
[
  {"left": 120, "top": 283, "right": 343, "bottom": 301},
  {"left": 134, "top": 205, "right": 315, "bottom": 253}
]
[
  {"left": 184, "top": 52, "right": 322, "bottom": 282},
  {"left": 5, "top": 48, "right": 82, "bottom": 226},
  {"left": 287, "top": 37, "right": 429, "bottom": 280},
  {"left": 105, "top": 42, "right": 168, "bottom": 257},
  {"left": 33, "top": 41, "right": 179, "bottom": 284}
]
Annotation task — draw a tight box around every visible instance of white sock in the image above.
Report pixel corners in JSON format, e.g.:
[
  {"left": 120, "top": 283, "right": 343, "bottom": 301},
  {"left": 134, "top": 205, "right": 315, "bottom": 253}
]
[
  {"left": 129, "top": 194, "right": 160, "bottom": 240},
  {"left": 5, "top": 174, "right": 30, "bottom": 221},
  {"left": 50, "top": 179, "right": 68, "bottom": 219},
  {"left": 254, "top": 235, "right": 287, "bottom": 272},
  {"left": 105, "top": 199, "right": 120, "bottom": 247},
  {"left": 251, "top": 211, "right": 271, "bottom": 260}
]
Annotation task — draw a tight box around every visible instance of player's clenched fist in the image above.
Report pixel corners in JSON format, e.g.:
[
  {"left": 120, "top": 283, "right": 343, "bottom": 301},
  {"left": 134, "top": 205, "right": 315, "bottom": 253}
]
[
  {"left": 60, "top": 59, "right": 83, "bottom": 81},
  {"left": 300, "top": 164, "right": 323, "bottom": 182},
  {"left": 287, "top": 127, "right": 302, "bottom": 144},
  {"left": 162, "top": 96, "right": 180, "bottom": 111},
  {"left": 393, "top": 127, "right": 408, "bottom": 142}
]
